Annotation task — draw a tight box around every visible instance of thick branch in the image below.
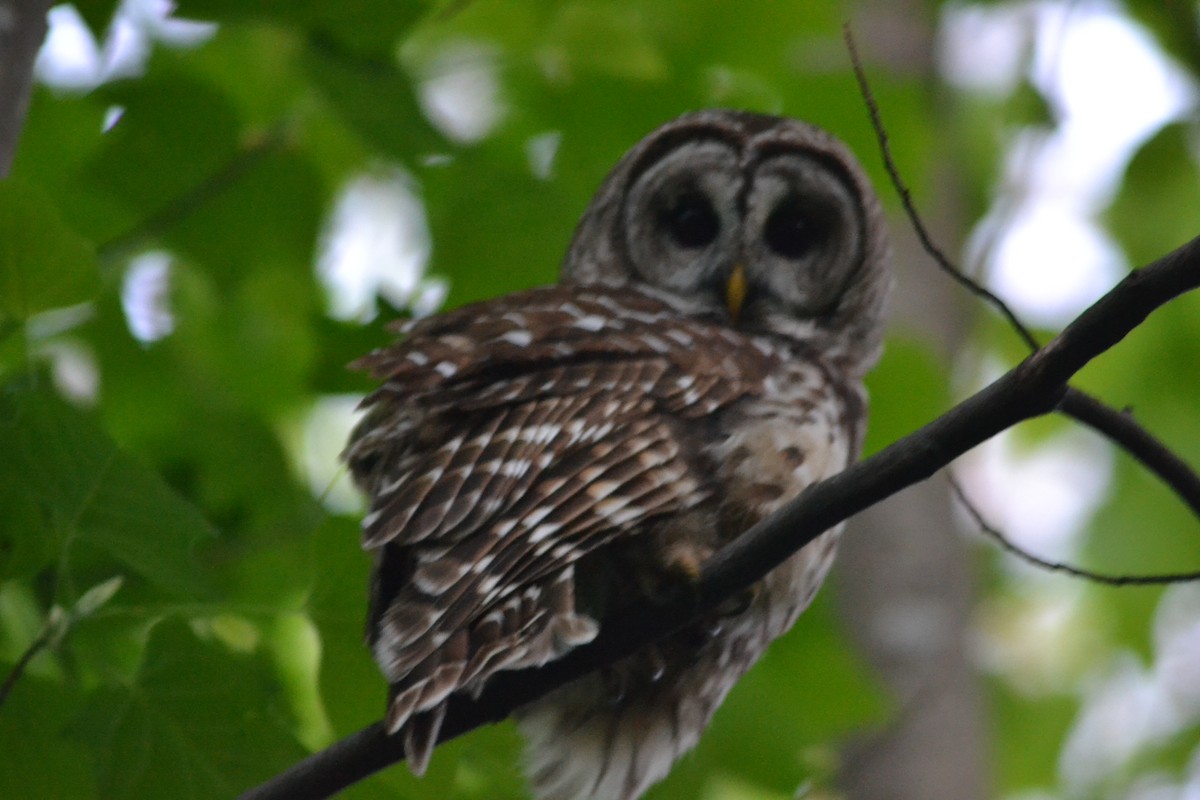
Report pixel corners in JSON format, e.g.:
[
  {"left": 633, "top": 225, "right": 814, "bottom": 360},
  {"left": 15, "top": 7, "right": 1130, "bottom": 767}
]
[
  {"left": 240, "top": 234, "right": 1200, "bottom": 800},
  {"left": 0, "top": 0, "right": 52, "bottom": 176}
]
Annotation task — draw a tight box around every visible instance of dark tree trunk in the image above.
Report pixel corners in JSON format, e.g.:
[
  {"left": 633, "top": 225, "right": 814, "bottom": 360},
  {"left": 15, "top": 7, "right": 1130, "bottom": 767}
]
[{"left": 0, "top": 0, "right": 52, "bottom": 176}]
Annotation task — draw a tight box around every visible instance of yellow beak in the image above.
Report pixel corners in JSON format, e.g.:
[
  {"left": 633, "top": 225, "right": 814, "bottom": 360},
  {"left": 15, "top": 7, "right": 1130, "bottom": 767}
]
[{"left": 725, "top": 264, "right": 748, "bottom": 322}]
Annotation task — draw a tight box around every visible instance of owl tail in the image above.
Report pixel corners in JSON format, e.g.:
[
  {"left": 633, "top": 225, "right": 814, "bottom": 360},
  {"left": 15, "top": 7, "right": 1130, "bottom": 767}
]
[{"left": 398, "top": 704, "right": 446, "bottom": 776}]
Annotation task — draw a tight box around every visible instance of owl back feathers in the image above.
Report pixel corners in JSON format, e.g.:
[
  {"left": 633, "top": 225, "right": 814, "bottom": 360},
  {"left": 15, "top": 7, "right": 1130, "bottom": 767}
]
[{"left": 345, "top": 284, "right": 798, "bottom": 772}]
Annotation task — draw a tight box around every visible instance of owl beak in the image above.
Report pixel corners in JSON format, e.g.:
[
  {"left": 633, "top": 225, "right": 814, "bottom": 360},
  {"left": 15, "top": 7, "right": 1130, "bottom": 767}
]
[{"left": 725, "top": 264, "right": 748, "bottom": 322}]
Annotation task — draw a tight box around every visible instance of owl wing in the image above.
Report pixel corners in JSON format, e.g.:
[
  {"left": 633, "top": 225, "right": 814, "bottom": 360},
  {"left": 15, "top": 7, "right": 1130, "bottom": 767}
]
[{"left": 344, "top": 285, "right": 780, "bottom": 771}]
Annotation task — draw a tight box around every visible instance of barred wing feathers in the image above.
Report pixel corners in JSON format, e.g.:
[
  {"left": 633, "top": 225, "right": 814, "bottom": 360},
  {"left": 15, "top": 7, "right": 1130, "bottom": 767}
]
[{"left": 343, "top": 285, "right": 782, "bottom": 772}]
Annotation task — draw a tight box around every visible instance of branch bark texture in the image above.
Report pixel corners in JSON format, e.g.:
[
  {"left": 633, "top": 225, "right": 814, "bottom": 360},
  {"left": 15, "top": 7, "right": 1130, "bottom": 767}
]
[{"left": 240, "top": 233, "right": 1200, "bottom": 800}]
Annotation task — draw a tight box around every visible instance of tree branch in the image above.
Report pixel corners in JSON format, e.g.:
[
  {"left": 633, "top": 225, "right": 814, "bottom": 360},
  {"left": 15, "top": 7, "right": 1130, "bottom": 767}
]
[
  {"left": 240, "top": 233, "right": 1200, "bottom": 800},
  {"left": 1058, "top": 388, "right": 1200, "bottom": 518},
  {"left": 0, "top": 0, "right": 52, "bottom": 176},
  {"left": 948, "top": 472, "right": 1200, "bottom": 585}
]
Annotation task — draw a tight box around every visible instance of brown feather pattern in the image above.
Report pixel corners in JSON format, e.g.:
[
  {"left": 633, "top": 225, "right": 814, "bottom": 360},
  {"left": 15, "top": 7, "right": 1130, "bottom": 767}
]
[{"left": 344, "top": 284, "right": 788, "bottom": 772}]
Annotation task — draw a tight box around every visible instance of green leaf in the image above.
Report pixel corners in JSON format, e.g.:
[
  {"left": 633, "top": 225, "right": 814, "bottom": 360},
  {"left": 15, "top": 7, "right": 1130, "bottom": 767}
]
[
  {"left": 0, "top": 182, "right": 100, "bottom": 321},
  {"left": 267, "top": 612, "right": 333, "bottom": 750},
  {"left": 303, "top": 35, "right": 443, "bottom": 159},
  {"left": 0, "top": 675, "right": 97, "bottom": 797},
  {"left": 1006, "top": 76, "right": 1057, "bottom": 129},
  {"left": 1125, "top": 0, "right": 1200, "bottom": 77},
  {"left": 863, "top": 336, "right": 950, "bottom": 458},
  {"left": 1106, "top": 123, "right": 1200, "bottom": 268},
  {"left": 308, "top": 517, "right": 380, "bottom": 731},
  {"left": 0, "top": 383, "right": 217, "bottom": 598},
  {"left": 184, "top": 0, "right": 428, "bottom": 57},
  {"left": 81, "top": 61, "right": 246, "bottom": 248},
  {"left": 541, "top": 3, "right": 668, "bottom": 81},
  {"left": 990, "top": 681, "right": 1078, "bottom": 794},
  {"left": 0, "top": 475, "right": 54, "bottom": 580},
  {"left": 72, "top": 619, "right": 307, "bottom": 798}
]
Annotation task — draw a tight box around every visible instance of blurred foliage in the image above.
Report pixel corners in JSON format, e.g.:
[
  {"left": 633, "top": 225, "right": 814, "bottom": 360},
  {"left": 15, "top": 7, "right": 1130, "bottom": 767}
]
[{"left": 1, "top": 1, "right": 1198, "bottom": 799}]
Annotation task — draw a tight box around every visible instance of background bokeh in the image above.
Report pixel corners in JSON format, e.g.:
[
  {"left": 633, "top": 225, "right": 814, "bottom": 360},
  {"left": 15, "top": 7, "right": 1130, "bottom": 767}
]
[{"left": 1, "top": 1, "right": 1199, "bottom": 798}]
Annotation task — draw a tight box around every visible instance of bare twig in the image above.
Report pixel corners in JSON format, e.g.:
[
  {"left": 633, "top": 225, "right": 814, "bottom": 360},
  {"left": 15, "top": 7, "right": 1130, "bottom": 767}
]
[
  {"left": 1059, "top": 388, "right": 1200, "bottom": 519},
  {"left": 843, "top": 23, "right": 1041, "bottom": 353},
  {"left": 240, "top": 233, "right": 1200, "bottom": 800},
  {"left": 0, "top": 609, "right": 59, "bottom": 709},
  {"left": 97, "top": 125, "right": 289, "bottom": 262},
  {"left": 948, "top": 473, "right": 1200, "bottom": 585},
  {"left": 0, "top": 0, "right": 53, "bottom": 176}
]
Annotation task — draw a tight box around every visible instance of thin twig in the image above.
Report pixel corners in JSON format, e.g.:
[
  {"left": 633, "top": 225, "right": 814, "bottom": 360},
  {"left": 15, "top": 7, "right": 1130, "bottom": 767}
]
[
  {"left": 0, "top": 610, "right": 59, "bottom": 709},
  {"left": 842, "top": 24, "right": 1041, "bottom": 353},
  {"left": 96, "top": 125, "right": 290, "bottom": 262},
  {"left": 1060, "top": 388, "right": 1200, "bottom": 519},
  {"left": 948, "top": 473, "right": 1200, "bottom": 586},
  {"left": 0, "top": 576, "right": 122, "bottom": 710}
]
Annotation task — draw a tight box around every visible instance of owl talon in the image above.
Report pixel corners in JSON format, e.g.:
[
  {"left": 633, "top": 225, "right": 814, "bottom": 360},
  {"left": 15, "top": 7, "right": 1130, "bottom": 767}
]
[
  {"left": 645, "top": 645, "right": 666, "bottom": 682},
  {"left": 716, "top": 585, "right": 758, "bottom": 618},
  {"left": 601, "top": 664, "right": 629, "bottom": 705},
  {"left": 636, "top": 542, "right": 712, "bottom": 605},
  {"left": 663, "top": 548, "right": 705, "bottom": 584},
  {"left": 600, "top": 644, "right": 668, "bottom": 705}
]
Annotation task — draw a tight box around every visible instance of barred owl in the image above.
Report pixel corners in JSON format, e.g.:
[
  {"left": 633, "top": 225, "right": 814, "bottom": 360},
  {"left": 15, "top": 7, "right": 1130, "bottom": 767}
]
[{"left": 344, "top": 110, "right": 891, "bottom": 799}]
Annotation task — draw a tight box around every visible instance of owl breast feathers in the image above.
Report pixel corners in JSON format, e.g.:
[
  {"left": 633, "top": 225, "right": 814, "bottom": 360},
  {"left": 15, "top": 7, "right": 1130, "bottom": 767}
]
[{"left": 345, "top": 110, "right": 890, "bottom": 800}]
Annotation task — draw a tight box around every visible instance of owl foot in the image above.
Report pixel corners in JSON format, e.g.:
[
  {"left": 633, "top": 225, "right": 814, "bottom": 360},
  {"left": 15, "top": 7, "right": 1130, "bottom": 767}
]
[{"left": 600, "top": 643, "right": 669, "bottom": 705}]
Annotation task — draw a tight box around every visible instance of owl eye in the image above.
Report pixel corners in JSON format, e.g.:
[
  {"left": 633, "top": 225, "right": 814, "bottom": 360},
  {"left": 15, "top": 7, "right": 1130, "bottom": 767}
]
[
  {"left": 659, "top": 191, "right": 719, "bottom": 249},
  {"left": 764, "top": 195, "right": 820, "bottom": 259}
]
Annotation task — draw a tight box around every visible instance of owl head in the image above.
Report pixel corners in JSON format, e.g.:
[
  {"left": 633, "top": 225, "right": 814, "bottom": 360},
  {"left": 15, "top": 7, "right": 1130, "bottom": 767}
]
[{"left": 561, "top": 110, "right": 892, "bottom": 377}]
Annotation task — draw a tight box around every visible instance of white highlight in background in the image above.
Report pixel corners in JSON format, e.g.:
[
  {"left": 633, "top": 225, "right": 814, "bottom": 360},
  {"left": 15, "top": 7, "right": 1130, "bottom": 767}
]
[
  {"left": 416, "top": 41, "right": 505, "bottom": 144},
  {"left": 982, "top": 198, "right": 1123, "bottom": 328},
  {"left": 316, "top": 170, "right": 435, "bottom": 322},
  {"left": 961, "top": 422, "right": 1113, "bottom": 563},
  {"left": 526, "top": 130, "right": 562, "bottom": 181},
  {"left": 942, "top": 2, "right": 1196, "bottom": 329},
  {"left": 939, "top": 3, "right": 1030, "bottom": 95},
  {"left": 36, "top": 0, "right": 215, "bottom": 92},
  {"left": 296, "top": 395, "right": 365, "bottom": 515},
  {"left": 121, "top": 251, "right": 175, "bottom": 343},
  {"left": 1031, "top": 5, "right": 1195, "bottom": 194},
  {"left": 1059, "top": 585, "right": 1200, "bottom": 794}
]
